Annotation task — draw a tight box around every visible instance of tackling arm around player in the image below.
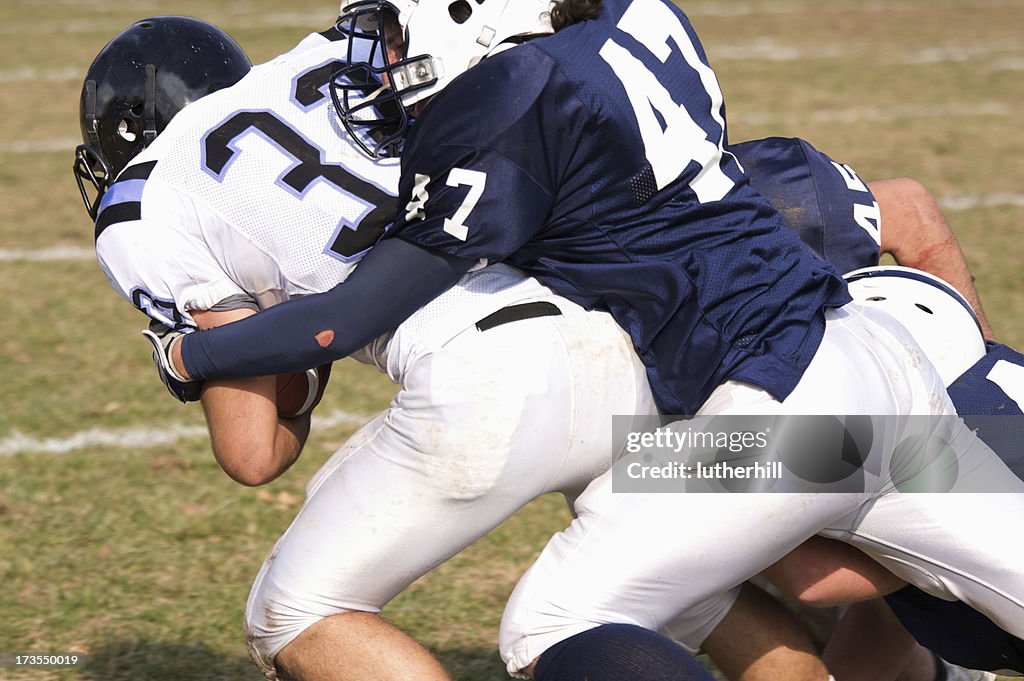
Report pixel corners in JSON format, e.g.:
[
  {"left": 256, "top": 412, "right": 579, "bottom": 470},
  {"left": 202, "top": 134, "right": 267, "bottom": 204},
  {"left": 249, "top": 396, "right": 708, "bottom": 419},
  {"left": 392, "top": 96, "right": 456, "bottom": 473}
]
[
  {"left": 873, "top": 177, "right": 992, "bottom": 338},
  {"left": 193, "top": 308, "right": 314, "bottom": 486}
]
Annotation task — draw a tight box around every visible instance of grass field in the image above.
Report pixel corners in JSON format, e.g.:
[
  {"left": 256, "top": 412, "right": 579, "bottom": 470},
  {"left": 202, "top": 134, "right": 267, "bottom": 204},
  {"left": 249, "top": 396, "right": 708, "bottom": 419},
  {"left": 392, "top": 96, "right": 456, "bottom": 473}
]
[{"left": 1, "top": 0, "right": 1022, "bottom": 679}]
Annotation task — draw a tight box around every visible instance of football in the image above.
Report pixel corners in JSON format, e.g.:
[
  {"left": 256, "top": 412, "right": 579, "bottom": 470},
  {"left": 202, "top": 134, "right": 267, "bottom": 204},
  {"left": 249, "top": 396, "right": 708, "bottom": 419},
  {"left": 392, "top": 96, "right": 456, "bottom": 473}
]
[{"left": 275, "top": 364, "right": 332, "bottom": 418}]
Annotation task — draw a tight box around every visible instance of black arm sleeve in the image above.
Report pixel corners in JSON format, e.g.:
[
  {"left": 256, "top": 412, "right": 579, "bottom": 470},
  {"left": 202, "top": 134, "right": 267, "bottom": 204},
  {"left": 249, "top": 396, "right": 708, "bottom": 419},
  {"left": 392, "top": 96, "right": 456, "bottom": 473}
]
[{"left": 180, "top": 238, "right": 475, "bottom": 380}]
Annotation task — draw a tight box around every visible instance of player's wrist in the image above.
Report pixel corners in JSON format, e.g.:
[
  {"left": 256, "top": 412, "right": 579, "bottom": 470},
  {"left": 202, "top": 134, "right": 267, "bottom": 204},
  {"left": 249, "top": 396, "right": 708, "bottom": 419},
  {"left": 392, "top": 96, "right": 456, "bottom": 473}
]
[
  {"left": 140, "top": 323, "right": 202, "bottom": 403},
  {"left": 169, "top": 335, "right": 190, "bottom": 381}
]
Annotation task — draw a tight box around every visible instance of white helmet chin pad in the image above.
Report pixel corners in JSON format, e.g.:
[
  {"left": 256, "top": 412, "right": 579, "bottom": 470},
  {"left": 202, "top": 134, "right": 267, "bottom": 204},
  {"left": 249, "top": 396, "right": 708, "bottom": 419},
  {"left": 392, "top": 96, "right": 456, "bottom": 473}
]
[{"left": 844, "top": 266, "right": 986, "bottom": 386}]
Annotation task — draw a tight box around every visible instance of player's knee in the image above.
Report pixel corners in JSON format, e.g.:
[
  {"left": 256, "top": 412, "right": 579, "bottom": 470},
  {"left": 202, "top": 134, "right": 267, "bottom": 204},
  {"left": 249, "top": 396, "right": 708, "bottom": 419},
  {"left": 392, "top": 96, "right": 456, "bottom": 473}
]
[
  {"left": 244, "top": 595, "right": 312, "bottom": 678},
  {"left": 244, "top": 586, "right": 359, "bottom": 678},
  {"left": 499, "top": 594, "right": 605, "bottom": 676}
]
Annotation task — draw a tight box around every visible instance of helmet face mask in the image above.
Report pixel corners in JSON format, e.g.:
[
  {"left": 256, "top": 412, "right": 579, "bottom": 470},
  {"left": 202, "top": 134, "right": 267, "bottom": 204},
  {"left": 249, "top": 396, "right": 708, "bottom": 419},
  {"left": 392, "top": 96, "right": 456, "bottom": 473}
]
[
  {"left": 73, "top": 143, "right": 112, "bottom": 221},
  {"left": 330, "top": 1, "right": 428, "bottom": 158},
  {"left": 74, "top": 16, "right": 251, "bottom": 219},
  {"left": 333, "top": 0, "right": 553, "bottom": 158},
  {"left": 844, "top": 266, "right": 987, "bottom": 386}
]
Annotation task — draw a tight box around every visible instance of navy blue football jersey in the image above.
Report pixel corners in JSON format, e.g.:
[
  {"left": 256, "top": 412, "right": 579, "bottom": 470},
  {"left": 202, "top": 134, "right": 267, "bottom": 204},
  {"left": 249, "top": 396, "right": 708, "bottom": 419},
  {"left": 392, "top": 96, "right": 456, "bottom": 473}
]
[
  {"left": 885, "top": 341, "right": 1024, "bottom": 673},
  {"left": 659, "top": 136, "right": 1023, "bottom": 666},
  {"left": 390, "top": 0, "right": 849, "bottom": 414},
  {"left": 730, "top": 137, "right": 881, "bottom": 275},
  {"left": 948, "top": 341, "right": 1024, "bottom": 471}
]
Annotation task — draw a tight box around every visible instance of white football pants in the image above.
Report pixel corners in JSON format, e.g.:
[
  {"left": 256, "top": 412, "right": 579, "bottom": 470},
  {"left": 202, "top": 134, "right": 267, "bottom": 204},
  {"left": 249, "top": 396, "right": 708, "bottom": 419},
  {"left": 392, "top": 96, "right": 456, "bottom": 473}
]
[
  {"left": 243, "top": 297, "right": 658, "bottom": 677},
  {"left": 499, "top": 303, "right": 1024, "bottom": 675}
]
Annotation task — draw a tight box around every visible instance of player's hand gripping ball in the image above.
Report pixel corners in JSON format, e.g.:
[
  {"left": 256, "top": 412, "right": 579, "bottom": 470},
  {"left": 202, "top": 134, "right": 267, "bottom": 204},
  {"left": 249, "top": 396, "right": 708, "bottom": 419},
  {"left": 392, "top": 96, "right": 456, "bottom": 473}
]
[{"left": 276, "top": 364, "right": 332, "bottom": 418}]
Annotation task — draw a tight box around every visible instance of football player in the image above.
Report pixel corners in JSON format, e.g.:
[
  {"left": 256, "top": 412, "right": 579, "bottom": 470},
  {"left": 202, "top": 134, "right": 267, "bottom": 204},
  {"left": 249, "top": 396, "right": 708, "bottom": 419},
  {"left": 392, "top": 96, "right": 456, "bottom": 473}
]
[
  {"left": 709, "top": 139, "right": 1018, "bottom": 681},
  {"left": 725, "top": 136, "right": 1016, "bottom": 681},
  {"left": 145, "top": 3, "right": 1024, "bottom": 678},
  {"left": 762, "top": 267, "right": 1023, "bottom": 680},
  {"left": 77, "top": 15, "right": 710, "bottom": 681},
  {"left": 80, "top": 12, "right": 1015, "bottom": 681}
]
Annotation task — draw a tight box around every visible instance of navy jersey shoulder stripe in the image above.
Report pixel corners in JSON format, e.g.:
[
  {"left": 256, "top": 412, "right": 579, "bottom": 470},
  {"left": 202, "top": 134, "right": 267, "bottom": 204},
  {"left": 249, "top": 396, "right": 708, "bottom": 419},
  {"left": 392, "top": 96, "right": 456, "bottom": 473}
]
[
  {"left": 94, "top": 160, "right": 157, "bottom": 240},
  {"left": 119, "top": 160, "right": 157, "bottom": 181}
]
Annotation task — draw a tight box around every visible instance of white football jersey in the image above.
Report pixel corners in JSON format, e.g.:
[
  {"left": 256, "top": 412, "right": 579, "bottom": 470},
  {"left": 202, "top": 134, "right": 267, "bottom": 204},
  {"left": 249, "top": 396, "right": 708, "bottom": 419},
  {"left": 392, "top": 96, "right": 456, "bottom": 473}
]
[{"left": 95, "top": 31, "right": 557, "bottom": 377}]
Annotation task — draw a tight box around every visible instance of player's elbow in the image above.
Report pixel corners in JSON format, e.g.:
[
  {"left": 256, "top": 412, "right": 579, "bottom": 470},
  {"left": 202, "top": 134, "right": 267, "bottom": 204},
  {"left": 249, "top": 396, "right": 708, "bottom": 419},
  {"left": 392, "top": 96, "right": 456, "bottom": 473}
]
[
  {"left": 875, "top": 177, "right": 953, "bottom": 262},
  {"left": 227, "top": 463, "right": 282, "bottom": 487},
  {"left": 214, "top": 442, "right": 286, "bottom": 486},
  {"left": 897, "top": 177, "right": 943, "bottom": 219}
]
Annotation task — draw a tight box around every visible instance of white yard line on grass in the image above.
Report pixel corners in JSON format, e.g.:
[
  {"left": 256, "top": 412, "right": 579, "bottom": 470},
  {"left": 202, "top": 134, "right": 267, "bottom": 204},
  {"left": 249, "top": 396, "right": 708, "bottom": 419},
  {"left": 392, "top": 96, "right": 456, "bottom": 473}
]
[
  {"left": 0, "top": 409, "right": 371, "bottom": 457},
  {"left": 731, "top": 101, "right": 1012, "bottom": 126},
  {"left": 0, "top": 137, "right": 81, "bottom": 154},
  {"left": 939, "top": 193, "right": 1024, "bottom": 211},
  {"left": 1, "top": 100, "right": 1014, "bottom": 156},
  {"left": 0, "top": 246, "right": 95, "bottom": 262},
  {"left": 9, "top": 44, "right": 1020, "bottom": 83}
]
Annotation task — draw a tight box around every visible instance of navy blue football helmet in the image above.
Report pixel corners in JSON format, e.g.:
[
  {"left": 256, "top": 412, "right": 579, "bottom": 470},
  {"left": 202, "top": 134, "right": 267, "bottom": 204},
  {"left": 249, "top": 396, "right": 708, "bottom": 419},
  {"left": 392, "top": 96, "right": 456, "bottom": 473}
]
[{"left": 74, "top": 16, "right": 251, "bottom": 219}]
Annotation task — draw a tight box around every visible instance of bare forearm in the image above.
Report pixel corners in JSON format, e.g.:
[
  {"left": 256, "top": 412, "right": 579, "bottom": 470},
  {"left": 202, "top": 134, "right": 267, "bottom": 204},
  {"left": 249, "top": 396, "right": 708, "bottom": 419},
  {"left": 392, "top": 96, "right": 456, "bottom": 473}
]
[
  {"left": 174, "top": 239, "right": 474, "bottom": 380},
  {"left": 872, "top": 177, "right": 993, "bottom": 338},
  {"left": 192, "top": 307, "right": 309, "bottom": 485},
  {"left": 201, "top": 378, "right": 309, "bottom": 485}
]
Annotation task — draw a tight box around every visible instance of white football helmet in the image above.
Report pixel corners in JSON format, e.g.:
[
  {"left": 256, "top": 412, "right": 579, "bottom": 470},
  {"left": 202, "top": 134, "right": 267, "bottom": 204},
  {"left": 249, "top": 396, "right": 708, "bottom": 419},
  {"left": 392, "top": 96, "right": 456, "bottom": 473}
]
[
  {"left": 332, "top": 0, "right": 554, "bottom": 156},
  {"left": 845, "top": 266, "right": 986, "bottom": 385}
]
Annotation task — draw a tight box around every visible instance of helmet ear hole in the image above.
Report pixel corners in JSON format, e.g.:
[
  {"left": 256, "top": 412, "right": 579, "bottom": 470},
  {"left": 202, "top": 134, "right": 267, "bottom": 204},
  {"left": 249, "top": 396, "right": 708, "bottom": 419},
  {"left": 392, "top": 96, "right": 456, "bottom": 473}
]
[
  {"left": 845, "top": 265, "right": 986, "bottom": 386},
  {"left": 449, "top": 0, "right": 473, "bottom": 23},
  {"left": 116, "top": 119, "right": 138, "bottom": 142},
  {"left": 336, "top": 0, "right": 552, "bottom": 153}
]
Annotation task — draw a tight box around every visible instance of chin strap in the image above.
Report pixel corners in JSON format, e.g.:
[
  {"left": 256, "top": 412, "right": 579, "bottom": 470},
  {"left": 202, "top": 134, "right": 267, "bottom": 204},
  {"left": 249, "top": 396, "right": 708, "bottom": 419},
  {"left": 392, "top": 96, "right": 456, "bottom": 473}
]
[
  {"left": 75, "top": 78, "right": 111, "bottom": 220},
  {"left": 82, "top": 79, "right": 101, "bottom": 147},
  {"left": 143, "top": 63, "right": 159, "bottom": 144}
]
